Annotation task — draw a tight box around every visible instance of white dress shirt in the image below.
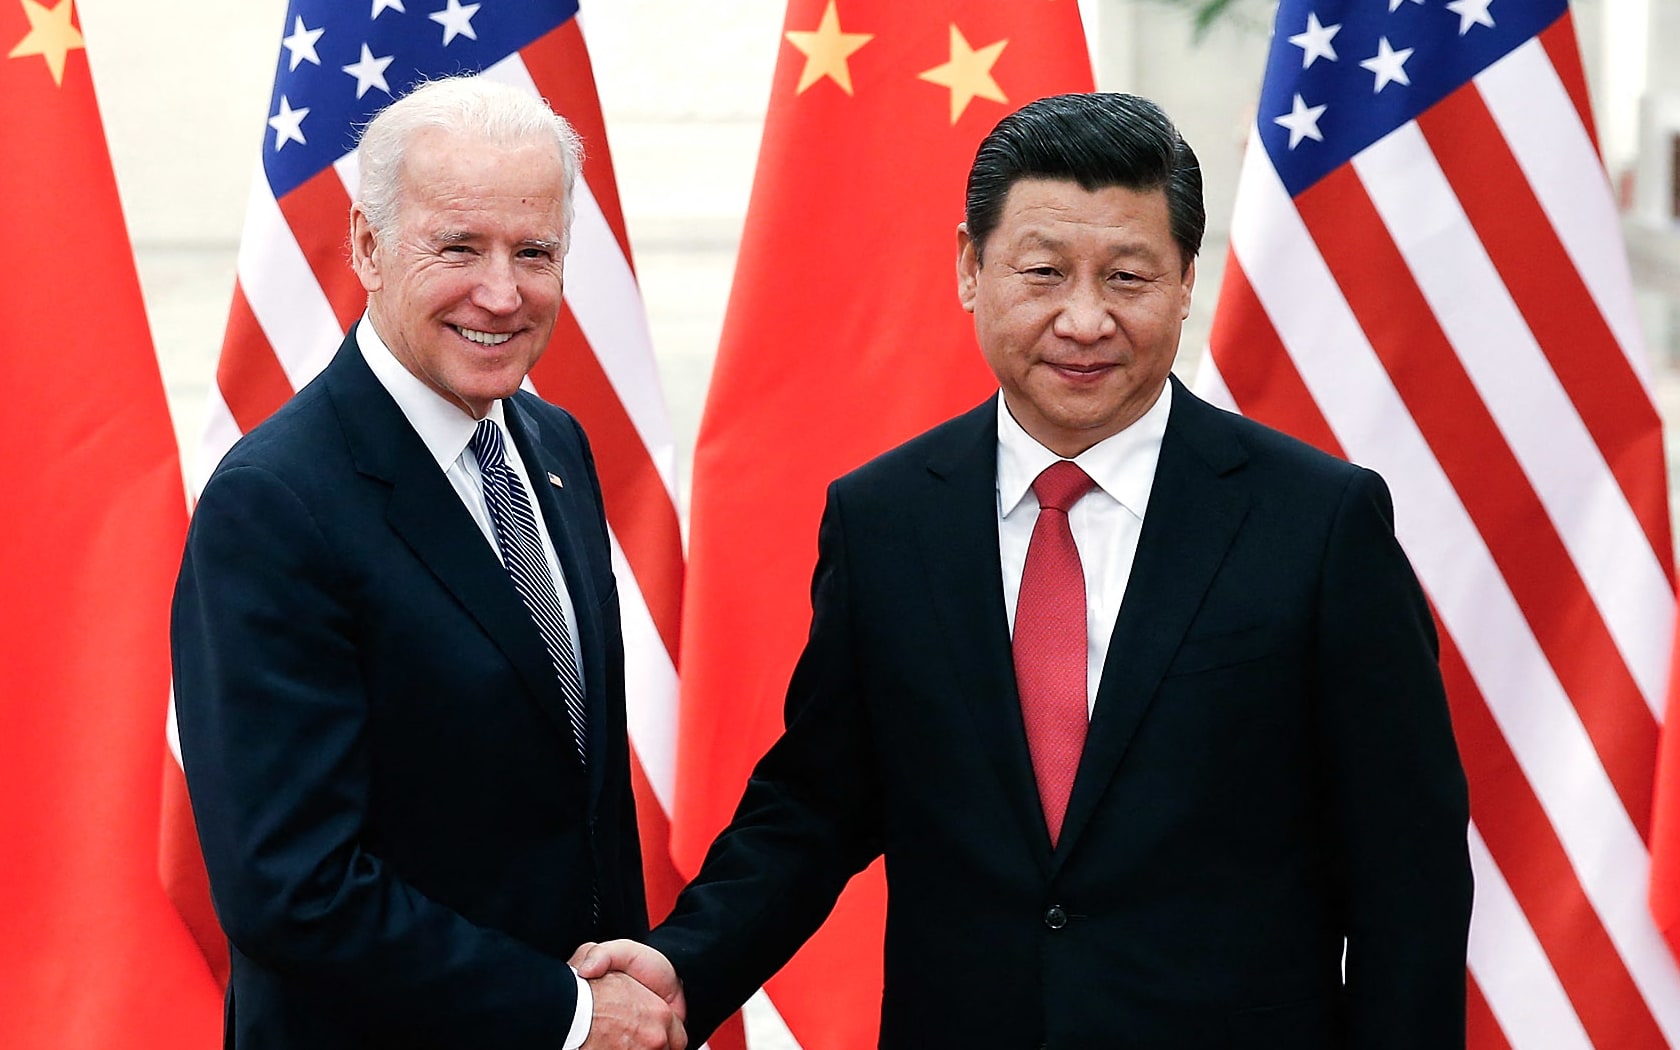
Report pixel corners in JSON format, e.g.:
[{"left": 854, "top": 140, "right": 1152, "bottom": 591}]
[
  {"left": 997, "top": 380, "right": 1171, "bottom": 714},
  {"left": 356, "top": 318, "right": 595, "bottom": 1048}
]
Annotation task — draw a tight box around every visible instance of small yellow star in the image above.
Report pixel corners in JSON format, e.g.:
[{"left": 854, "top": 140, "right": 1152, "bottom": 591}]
[
  {"left": 784, "top": 0, "right": 872, "bottom": 96},
  {"left": 918, "top": 24, "right": 1009, "bottom": 124},
  {"left": 8, "top": 0, "right": 84, "bottom": 86}
]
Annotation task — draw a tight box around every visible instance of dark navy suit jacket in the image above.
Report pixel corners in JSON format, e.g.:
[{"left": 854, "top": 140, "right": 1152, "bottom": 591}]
[
  {"left": 172, "top": 333, "right": 646, "bottom": 1049},
  {"left": 650, "top": 378, "right": 1472, "bottom": 1049}
]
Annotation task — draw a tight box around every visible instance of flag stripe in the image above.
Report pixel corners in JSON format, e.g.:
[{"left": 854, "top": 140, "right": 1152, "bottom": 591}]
[
  {"left": 1420, "top": 85, "right": 1675, "bottom": 588},
  {"left": 1465, "top": 975, "right": 1514, "bottom": 1050},
  {"left": 1536, "top": 19, "right": 1601, "bottom": 194},
  {"left": 233, "top": 174, "right": 342, "bottom": 388},
  {"left": 273, "top": 167, "right": 364, "bottom": 333},
  {"left": 1205, "top": 256, "right": 1341, "bottom": 459},
  {"left": 1467, "top": 824, "right": 1596, "bottom": 1050},
  {"left": 609, "top": 530, "right": 681, "bottom": 809},
  {"left": 1439, "top": 636, "right": 1663, "bottom": 1046},
  {"left": 215, "top": 285, "right": 294, "bottom": 436},
  {"left": 1296, "top": 163, "right": 1657, "bottom": 836},
  {"left": 1480, "top": 41, "right": 1652, "bottom": 399},
  {"left": 541, "top": 306, "right": 683, "bottom": 658}
]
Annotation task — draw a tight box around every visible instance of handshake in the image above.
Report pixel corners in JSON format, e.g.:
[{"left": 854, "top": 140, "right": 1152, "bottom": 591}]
[{"left": 571, "top": 940, "right": 689, "bottom": 1050}]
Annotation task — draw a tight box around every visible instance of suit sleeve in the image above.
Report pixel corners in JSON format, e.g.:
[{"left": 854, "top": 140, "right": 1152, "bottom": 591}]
[
  {"left": 646, "top": 484, "right": 885, "bottom": 1042},
  {"left": 1314, "top": 467, "right": 1473, "bottom": 1048},
  {"left": 171, "top": 463, "right": 579, "bottom": 1048}
]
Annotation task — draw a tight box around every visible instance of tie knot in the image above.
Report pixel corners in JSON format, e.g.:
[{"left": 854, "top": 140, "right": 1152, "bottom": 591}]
[
  {"left": 1033, "top": 460, "right": 1094, "bottom": 514},
  {"left": 470, "top": 418, "right": 506, "bottom": 469}
]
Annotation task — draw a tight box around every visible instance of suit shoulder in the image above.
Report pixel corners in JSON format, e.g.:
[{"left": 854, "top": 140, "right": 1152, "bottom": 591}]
[
  {"left": 1179, "top": 387, "right": 1370, "bottom": 490},
  {"left": 208, "top": 379, "right": 341, "bottom": 483},
  {"left": 831, "top": 400, "right": 994, "bottom": 494}
]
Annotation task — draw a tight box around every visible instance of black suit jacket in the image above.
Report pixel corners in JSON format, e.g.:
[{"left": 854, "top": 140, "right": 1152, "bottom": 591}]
[
  {"left": 650, "top": 379, "right": 1472, "bottom": 1049},
  {"left": 172, "top": 334, "right": 647, "bottom": 1049}
]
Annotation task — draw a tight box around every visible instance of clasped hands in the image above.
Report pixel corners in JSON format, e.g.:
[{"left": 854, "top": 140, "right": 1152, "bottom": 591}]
[{"left": 571, "top": 939, "right": 687, "bottom": 1049}]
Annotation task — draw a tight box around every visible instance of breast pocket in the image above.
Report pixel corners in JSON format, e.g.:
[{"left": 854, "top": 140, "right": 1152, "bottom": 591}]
[{"left": 1164, "top": 623, "right": 1281, "bottom": 677}]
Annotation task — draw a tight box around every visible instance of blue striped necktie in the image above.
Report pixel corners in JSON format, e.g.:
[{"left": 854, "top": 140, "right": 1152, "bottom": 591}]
[{"left": 470, "top": 419, "right": 587, "bottom": 760}]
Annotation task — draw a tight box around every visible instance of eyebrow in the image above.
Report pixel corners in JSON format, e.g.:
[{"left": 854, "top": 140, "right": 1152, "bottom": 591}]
[{"left": 430, "top": 230, "right": 562, "bottom": 253}]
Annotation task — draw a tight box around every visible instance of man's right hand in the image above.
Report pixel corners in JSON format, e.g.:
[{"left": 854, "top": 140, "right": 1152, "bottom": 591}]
[{"left": 584, "top": 970, "right": 686, "bottom": 1050}]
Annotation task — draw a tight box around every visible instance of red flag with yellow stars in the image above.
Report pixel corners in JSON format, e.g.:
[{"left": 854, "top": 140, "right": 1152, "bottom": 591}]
[
  {"left": 0, "top": 2, "right": 222, "bottom": 1046},
  {"left": 673, "top": 3, "right": 1091, "bottom": 1046}
]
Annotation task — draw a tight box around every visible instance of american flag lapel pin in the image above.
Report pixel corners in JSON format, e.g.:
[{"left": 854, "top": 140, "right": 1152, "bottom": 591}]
[{"left": 547, "top": 472, "right": 564, "bottom": 489}]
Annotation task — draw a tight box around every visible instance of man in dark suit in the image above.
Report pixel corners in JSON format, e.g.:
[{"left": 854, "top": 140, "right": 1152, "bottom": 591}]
[
  {"left": 171, "top": 77, "right": 683, "bottom": 1050},
  {"left": 578, "top": 92, "right": 1472, "bottom": 1047}
]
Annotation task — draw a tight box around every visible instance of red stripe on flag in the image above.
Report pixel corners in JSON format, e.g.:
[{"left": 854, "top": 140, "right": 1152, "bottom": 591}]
[
  {"left": 1538, "top": 17, "right": 1598, "bottom": 151},
  {"left": 217, "top": 283, "right": 296, "bottom": 434},
  {"left": 521, "top": 21, "right": 635, "bottom": 267},
  {"left": 535, "top": 306, "right": 683, "bottom": 657},
  {"left": 1437, "top": 631, "right": 1664, "bottom": 1047},
  {"left": 275, "top": 169, "right": 366, "bottom": 334},
  {"left": 158, "top": 755, "right": 228, "bottom": 986},
  {"left": 628, "top": 754, "right": 686, "bottom": 924},
  {"left": 1466, "top": 974, "right": 1515, "bottom": 1050},
  {"left": 1297, "top": 165, "right": 1658, "bottom": 839},
  {"left": 1207, "top": 253, "right": 1345, "bottom": 460},
  {"left": 1418, "top": 87, "right": 1674, "bottom": 580}
]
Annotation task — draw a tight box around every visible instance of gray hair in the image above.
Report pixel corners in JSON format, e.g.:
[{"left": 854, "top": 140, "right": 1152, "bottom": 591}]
[{"left": 355, "top": 75, "right": 585, "bottom": 253}]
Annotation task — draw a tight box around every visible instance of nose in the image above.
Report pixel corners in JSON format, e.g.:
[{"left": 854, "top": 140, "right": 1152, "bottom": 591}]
[
  {"left": 1052, "top": 280, "right": 1117, "bottom": 344},
  {"left": 471, "top": 255, "right": 522, "bottom": 314}
]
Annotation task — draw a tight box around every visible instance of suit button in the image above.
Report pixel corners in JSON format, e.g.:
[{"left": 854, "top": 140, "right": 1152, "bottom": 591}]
[{"left": 1044, "top": 905, "right": 1068, "bottom": 930}]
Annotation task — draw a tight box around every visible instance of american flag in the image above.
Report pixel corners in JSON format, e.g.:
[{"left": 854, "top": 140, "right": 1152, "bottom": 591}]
[
  {"left": 162, "top": 0, "right": 689, "bottom": 999},
  {"left": 1196, "top": 0, "right": 1680, "bottom": 1044}
]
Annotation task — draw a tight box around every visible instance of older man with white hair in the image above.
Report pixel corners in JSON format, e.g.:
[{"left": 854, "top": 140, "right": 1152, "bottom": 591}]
[{"left": 171, "top": 76, "right": 683, "bottom": 1050}]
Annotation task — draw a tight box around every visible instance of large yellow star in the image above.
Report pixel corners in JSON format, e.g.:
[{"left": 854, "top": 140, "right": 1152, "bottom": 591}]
[
  {"left": 8, "top": 0, "right": 83, "bottom": 86},
  {"left": 918, "top": 24, "right": 1009, "bottom": 124},
  {"left": 784, "top": 0, "right": 872, "bottom": 96}
]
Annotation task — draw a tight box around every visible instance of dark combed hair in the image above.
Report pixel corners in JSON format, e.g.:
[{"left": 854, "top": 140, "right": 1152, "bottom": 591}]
[{"left": 964, "top": 92, "right": 1204, "bottom": 269}]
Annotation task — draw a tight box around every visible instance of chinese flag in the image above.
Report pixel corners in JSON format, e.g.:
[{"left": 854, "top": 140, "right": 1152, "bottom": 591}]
[
  {"left": 672, "top": 3, "right": 1091, "bottom": 1047},
  {"left": 0, "top": 2, "right": 222, "bottom": 1047}
]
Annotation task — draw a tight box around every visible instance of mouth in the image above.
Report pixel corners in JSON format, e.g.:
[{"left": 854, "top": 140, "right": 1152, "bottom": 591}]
[
  {"left": 453, "top": 325, "right": 514, "bottom": 347},
  {"left": 1047, "top": 361, "right": 1115, "bottom": 377}
]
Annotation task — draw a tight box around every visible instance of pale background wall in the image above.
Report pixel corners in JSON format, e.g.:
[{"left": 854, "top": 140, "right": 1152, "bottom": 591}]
[{"left": 66, "top": 0, "right": 1680, "bottom": 1041}]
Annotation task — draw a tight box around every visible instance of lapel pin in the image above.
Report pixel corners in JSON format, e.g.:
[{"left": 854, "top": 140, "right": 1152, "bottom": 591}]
[{"left": 547, "top": 472, "right": 564, "bottom": 489}]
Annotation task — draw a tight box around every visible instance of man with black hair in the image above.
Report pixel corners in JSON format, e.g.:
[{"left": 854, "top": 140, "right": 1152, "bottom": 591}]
[{"left": 581, "top": 92, "right": 1472, "bottom": 1049}]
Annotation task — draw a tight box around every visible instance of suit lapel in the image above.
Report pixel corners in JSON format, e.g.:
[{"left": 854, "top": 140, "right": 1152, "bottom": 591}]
[
  {"left": 916, "top": 399, "right": 1056, "bottom": 870},
  {"left": 505, "top": 397, "right": 610, "bottom": 806},
  {"left": 323, "top": 339, "right": 581, "bottom": 752},
  {"left": 1054, "top": 380, "right": 1251, "bottom": 863}
]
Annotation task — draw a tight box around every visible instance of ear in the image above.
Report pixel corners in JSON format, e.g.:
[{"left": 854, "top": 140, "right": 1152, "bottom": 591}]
[
  {"left": 349, "top": 205, "right": 383, "bottom": 293},
  {"left": 1179, "top": 258, "right": 1196, "bottom": 321},
  {"left": 956, "top": 223, "right": 980, "bottom": 314}
]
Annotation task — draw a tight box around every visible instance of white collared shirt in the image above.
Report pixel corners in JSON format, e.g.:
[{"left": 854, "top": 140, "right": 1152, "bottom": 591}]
[
  {"left": 996, "top": 380, "right": 1171, "bottom": 715},
  {"left": 355, "top": 318, "right": 595, "bottom": 1048}
]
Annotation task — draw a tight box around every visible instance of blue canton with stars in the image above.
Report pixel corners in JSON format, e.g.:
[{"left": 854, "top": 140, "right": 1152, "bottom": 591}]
[
  {"left": 261, "top": 0, "right": 578, "bottom": 199},
  {"left": 1258, "top": 0, "right": 1568, "bottom": 197}
]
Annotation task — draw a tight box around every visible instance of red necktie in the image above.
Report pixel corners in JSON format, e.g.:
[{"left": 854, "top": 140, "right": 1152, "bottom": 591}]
[{"left": 1013, "top": 460, "right": 1095, "bottom": 847}]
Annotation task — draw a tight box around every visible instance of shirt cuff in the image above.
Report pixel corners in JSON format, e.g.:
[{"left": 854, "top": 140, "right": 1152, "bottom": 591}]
[{"left": 562, "top": 965, "right": 593, "bottom": 1050}]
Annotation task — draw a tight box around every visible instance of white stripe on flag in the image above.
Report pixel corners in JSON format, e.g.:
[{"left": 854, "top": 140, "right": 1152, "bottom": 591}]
[
  {"left": 1480, "top": 41, "right": 1653, "bottom": 389},
  {"left": 1466, "top": 824, "right": 1593, "bottom": 1049},
  {"left": 234, "top": 175, "right": 342, "bottom": 387}
]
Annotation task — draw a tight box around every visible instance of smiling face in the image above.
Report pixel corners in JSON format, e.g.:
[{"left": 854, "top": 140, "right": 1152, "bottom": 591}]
[
  {"left": 958, "top": 177, "right": 1194, "bottom": 458},
  {"left": 351, "top": 126, "right": 568, "bottom": 420}
]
